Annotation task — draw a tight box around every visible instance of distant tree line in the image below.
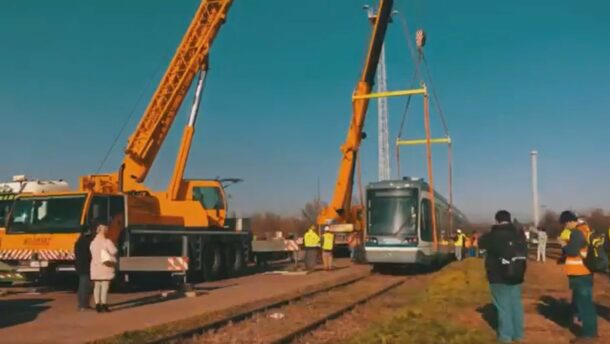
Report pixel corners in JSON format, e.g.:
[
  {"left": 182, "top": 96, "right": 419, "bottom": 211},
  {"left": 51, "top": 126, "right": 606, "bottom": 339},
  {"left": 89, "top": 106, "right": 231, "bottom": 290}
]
[
  {"left": 250, "top": 202, "right": 610, "bottom": 240},
  {"left": 250, "top": 199, "right": 325, "bottom": 239},
  {"left": 539, "top": 208, "right": 610, "bottom": 238}
]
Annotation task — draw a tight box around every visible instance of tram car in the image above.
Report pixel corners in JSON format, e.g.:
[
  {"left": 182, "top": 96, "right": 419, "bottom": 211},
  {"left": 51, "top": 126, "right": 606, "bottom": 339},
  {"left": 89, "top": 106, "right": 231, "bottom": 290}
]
[{"left": 364, "top": 177, "right": 468, "bottom": 269}]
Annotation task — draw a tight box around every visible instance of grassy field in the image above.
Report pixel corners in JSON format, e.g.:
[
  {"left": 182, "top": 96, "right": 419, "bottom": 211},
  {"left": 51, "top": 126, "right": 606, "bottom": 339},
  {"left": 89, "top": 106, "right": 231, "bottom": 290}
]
[{"left": 346, "top": 259, "right": 496, "bottom": 344}]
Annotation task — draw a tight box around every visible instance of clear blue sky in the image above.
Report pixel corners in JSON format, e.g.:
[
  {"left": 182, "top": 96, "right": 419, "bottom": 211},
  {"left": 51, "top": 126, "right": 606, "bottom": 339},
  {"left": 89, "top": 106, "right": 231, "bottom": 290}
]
[{"left": 1, "top": 0, "right": 609, "bottom": 221}]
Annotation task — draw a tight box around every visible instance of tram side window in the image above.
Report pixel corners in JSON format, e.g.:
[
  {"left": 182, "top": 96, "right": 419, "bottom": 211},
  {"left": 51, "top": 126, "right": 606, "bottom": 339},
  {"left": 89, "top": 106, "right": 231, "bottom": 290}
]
[{"left": 420, "top": 199, "right": 433, "bottom": 242}]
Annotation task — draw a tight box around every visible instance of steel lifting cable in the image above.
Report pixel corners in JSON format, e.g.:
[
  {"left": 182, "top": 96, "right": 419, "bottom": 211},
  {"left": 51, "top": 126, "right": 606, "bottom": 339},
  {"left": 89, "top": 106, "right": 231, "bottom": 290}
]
[
  {"left": 95, "top": 55, "right": 170, "bottom": 174},
  {"left": 394, "top": 11, "right": 422, "bottom": 178},
  {"left": 421, "top": 52, "right": 455, "bottom": 233},
  {"left": 394, "top": 7, "right": 455, "bottom": 235}
]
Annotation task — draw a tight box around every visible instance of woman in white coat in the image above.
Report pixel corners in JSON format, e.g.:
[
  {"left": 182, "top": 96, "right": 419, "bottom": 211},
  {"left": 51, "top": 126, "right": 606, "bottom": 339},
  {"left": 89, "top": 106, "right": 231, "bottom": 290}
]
[{"left": 89, "top": 221, "right": 117, "bottom": 313}]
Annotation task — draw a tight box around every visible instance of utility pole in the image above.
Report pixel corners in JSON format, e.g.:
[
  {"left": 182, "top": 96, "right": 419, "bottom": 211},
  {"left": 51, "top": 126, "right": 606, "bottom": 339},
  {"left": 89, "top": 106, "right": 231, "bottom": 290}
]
[
  {"left": 531, "top": 150, "right": 539, "bottom": 227},
  {"left": 364, "top": 5, "right": 391, "bottom": 181}
]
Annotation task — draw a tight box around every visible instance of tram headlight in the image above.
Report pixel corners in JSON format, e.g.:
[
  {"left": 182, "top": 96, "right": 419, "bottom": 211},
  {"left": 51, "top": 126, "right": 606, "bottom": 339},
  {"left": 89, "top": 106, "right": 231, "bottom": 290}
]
[{"left": 366, "top": 237, "right": 378, "bottom": 245}]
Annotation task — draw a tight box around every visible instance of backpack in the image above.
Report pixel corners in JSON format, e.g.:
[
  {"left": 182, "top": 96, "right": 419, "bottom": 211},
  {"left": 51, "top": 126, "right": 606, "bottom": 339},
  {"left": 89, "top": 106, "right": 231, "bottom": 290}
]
[
  {"left": 583, "top": 230, "right": 609, "bottom": 273},
  {"left": 499, "top": 231, "right": 528, "bottom": 283}
]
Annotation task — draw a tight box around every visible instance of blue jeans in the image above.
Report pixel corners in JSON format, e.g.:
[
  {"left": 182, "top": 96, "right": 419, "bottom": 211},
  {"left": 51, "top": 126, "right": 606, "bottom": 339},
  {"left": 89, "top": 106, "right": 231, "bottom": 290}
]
[
  {"left": 568, "top": 274, "right": 597, "bottom": 338},
  {"left": 489, "top": 283, "right": 524, "bottom": 343}
]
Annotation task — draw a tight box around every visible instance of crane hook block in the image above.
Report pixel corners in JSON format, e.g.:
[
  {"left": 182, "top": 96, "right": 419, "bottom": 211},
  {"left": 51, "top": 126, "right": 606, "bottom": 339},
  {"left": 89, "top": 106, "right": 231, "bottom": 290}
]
[{"left": 416, "top": 29, "right": 426, "bottom": 49}]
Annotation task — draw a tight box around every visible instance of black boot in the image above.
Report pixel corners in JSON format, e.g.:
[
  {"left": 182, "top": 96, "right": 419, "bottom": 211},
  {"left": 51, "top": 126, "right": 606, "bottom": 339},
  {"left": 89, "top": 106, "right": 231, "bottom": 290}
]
[
  {"left": 95, "top": 304, "right": 102, "bottom": 313},
  {"left": 102, "top": 304, "right": 110, "bottom": 313}
]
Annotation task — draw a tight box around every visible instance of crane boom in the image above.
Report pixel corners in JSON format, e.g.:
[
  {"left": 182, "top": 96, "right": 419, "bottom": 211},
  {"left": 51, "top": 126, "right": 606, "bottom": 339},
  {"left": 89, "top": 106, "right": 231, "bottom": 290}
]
[
  {"left": 123, "top": 0, "right": 232, "bottom": 187},
  {"left": 318, "top": 0, "right": 394, "bottom": 227}
]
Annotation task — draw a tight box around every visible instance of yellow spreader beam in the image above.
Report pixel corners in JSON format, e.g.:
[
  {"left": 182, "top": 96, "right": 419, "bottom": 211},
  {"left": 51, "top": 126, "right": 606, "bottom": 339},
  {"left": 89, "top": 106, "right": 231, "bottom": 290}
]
[
  {"left": 352, "top": 87, "right": 427, "bottom": 100},
  {"left": 396, "top": 137, "right": 451, "bottom": 146}
]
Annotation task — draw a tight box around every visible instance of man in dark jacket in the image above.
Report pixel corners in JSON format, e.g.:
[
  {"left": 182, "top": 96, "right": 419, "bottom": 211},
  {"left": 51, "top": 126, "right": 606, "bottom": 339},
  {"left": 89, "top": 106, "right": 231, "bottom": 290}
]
[
  {"left": 74, "top": 226, "right": 93, "bottom": 311},
  {"left": 479, "top": 210, "right": 527, "bottom": 343}
]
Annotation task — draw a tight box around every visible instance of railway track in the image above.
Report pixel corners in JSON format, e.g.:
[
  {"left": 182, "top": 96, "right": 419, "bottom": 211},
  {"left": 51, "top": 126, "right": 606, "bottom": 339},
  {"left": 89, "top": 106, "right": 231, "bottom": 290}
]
[{"left": 143, "top": 273, "right": 406, "bottom": 344}]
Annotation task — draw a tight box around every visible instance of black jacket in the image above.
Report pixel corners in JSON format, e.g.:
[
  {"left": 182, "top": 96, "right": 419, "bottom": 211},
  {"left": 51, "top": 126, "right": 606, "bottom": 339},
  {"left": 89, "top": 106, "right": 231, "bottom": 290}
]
[
  {"left": 74, "top": 233, "right": 93, "bottom": 275},
  {"left": 479, "top": 223, "right": 527, "bottom": 285}
]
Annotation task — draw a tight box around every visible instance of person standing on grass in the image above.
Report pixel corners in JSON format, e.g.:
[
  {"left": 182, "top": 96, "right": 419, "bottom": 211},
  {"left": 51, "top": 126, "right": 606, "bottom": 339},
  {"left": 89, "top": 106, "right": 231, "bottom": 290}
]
[
  {"left": 559, "top": 211, "right": 598, "bottom": 341},
  {"left": 536, "top": 227, "right": 548, "bottom": 262},
  {"left": 470, "top": 231, "right": 479, "bottom": 257},
  {"left": 453, "top": 229, "right": 466, "bottom": 261},
  {"left": 74, "top": 225, "right": 93, "bottom": 311},
  {"left": 90, "top": 220, "right": 118, "bottom": 313},
  {"left": 479, "top": 210, "right": 527, "bottom": 344}
]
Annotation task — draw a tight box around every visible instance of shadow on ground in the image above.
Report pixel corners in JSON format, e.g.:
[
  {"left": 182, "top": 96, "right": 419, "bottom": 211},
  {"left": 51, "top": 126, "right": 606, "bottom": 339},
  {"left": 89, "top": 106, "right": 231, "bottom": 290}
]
[
  {"left": 476, "top": 303, "right": 498, "bottom": 331},
  {"left": 372, "top": 256, "right": 475, "bottom": 276},
  {"left": 596, "top": 303, "right": 610, "bottom": 322},
  {"left": 537, "top": 295, "right": 579, "bottom": 335},
  {"left": 0, "top": 298, "right": 52, "bottom": 329}
]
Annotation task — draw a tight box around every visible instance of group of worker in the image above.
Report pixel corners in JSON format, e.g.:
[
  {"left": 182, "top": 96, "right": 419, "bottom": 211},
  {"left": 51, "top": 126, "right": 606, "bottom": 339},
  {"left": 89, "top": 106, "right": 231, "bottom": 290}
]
[
  {"left": 452, "top": 228, "right": 480, "bottom": 260},
  {"left": 479, "top": 209, "right": 610, "bottom": 343},
  {"left": 303, "top": 225, "right": 335, "bottom": 271}
]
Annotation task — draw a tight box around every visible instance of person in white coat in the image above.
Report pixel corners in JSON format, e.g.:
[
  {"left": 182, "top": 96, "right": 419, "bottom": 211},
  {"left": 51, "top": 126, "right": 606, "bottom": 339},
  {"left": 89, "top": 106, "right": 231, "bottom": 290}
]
[
  {"left": 536, "top": 227, "right": 548, "bottom": 262},
  {"left": 89, "top": 221, "right": 117, "bottom": 313}
]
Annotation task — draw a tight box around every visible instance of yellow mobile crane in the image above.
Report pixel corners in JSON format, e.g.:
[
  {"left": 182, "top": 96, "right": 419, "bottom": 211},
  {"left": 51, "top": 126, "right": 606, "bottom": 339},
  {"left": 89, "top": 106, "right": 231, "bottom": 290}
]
[
  {"left": 1, "top": 0, "right": 247, "bottom": 282},
  {"left": 317, "top": 0, "right": 394, "bottom": 247}
]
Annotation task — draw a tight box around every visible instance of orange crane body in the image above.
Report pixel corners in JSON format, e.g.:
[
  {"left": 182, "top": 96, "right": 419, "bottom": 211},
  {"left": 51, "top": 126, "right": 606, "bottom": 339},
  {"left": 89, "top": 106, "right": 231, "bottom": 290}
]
[
  {"left": 79, "top": 0, "right": 234, "bottom": 228},
  {"left": 1, "top": 0, "right": 253, "bottom": 281}
]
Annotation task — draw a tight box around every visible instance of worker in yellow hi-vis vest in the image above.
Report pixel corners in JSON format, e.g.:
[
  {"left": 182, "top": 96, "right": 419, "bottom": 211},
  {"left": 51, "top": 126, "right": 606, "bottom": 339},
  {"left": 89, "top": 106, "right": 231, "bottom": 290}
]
[
  {"left": 322, "top": 226, "right": 335, "bottom": 271},
  {"left": 303, "top": 226, "right": 321, "bottom": 271}
]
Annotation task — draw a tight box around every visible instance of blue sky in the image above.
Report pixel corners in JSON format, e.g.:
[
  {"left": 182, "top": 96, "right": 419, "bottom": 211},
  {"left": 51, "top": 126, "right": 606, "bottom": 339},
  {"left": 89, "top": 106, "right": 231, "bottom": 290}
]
[{"left": 1, "top": 0, "right": 609, "bottom": 221}]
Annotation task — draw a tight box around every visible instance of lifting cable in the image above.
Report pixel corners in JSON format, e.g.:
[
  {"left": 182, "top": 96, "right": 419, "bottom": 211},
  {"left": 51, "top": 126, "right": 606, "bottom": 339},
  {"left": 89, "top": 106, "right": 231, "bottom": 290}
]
[
  {"left": 393, "top": 9, "right": 455, "bottom": 235},
  {"left": 394, "top": 11, "right": 422, "bottom": 178},
  {"left": 421, "top": 52, "right": 455, "bottom": 232},
  {"left": 95, "top": 55, "right": 169, "bottom": 174}
]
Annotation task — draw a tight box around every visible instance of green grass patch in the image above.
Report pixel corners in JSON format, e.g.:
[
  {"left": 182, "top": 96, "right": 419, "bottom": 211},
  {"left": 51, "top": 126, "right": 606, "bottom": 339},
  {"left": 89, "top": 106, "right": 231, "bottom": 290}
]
[{"left": 346, "top": 259, "right": 495, "bottom": 344}]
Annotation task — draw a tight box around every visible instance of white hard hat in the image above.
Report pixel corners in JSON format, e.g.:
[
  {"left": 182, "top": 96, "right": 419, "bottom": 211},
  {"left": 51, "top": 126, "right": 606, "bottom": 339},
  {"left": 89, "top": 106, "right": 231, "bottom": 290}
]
[{"left": 457, "top": 229, "right": 462, "bottom": 233}]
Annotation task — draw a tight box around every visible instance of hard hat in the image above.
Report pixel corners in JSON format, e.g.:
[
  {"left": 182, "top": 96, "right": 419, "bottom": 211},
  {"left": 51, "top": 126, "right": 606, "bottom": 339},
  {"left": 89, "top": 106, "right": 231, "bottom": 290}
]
[
  {"left": 323, "top": 226, "right": 330, "bottom": 232},
  {"left": 457, "top": 229, "right": 462, "bottom": 233}
]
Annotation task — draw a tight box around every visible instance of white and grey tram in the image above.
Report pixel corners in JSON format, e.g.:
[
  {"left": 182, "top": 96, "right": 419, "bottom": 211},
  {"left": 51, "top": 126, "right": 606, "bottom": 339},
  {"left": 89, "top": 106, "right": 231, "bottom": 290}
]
[{"left": 364, "top": 177, "right": 468, "bottom": 268}]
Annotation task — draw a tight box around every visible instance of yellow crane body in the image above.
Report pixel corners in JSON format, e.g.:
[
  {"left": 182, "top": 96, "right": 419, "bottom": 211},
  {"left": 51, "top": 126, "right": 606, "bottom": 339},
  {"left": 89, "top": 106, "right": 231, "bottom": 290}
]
[{"left": 318, "top": 0, "right": 394, "bottom": 231}]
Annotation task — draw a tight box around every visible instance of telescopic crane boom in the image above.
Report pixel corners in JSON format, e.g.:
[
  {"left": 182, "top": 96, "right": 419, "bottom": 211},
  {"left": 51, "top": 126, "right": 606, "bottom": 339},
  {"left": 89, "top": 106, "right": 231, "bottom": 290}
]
[
  {"left": 317, "top": 0, "right": 394, "bottom": 228},
  {"left": 81, "top": 0, "right": 232, "bottom": 194},
  {"left": 78, "top": 0, "right": 234, "bottom": 228}
]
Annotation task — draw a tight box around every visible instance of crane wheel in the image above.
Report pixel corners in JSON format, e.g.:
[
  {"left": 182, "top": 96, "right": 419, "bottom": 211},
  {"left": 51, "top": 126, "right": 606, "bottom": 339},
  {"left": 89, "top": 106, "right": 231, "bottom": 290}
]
[
  {"left": 225, "top": 243, "right": 245, "bottom": 277},
  {"left": 202, "top": 243, "right": 222, "bottom": 281}
]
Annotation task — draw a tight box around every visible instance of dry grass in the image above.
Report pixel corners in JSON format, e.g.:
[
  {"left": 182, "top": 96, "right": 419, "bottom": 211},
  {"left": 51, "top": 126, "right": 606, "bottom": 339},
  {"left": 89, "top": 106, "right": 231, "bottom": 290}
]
[{"left": 345, "top": 259, "right": 495, "bottom": 344}]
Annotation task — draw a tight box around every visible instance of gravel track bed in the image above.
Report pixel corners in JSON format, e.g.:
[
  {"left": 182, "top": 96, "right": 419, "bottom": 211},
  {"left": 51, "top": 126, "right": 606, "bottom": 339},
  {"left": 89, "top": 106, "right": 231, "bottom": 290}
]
[{"left": 186, "top": 274, "right": 406, "bottom": 344}]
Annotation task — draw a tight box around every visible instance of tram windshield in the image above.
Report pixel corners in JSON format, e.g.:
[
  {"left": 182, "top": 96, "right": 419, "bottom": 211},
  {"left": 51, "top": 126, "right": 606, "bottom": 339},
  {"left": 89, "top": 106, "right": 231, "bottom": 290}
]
[{"left": 367, "top": 188, "right": 418, "bottom": 236}]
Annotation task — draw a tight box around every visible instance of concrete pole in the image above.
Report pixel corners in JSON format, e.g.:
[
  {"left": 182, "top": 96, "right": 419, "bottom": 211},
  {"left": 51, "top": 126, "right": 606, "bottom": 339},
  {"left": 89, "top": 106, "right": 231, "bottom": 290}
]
[{"left": 531, "top": 150, "right": 539, "bottom": 227}]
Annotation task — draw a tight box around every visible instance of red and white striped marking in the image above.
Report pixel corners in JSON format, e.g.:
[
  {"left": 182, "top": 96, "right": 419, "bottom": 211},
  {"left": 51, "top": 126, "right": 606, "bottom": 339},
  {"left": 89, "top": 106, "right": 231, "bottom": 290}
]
[
  {"left": 0, "top": 249, "right": 74, "bottom": 261},
  {"left": 167, "top": 257, "right": 189, "bottom": 271},
  {"left": 284, "top": 240, "right": 299, "bottom": 252}
]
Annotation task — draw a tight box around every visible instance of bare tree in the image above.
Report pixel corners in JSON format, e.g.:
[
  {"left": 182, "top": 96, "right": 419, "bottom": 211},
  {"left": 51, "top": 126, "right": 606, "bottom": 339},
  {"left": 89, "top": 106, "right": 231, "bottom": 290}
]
[{"left": 301, "top": 199, "right": 326, "bottom": 225}]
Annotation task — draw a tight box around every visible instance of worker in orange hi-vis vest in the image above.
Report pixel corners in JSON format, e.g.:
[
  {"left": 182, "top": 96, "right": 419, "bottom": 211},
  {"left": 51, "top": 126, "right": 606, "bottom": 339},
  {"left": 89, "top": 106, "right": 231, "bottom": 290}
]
[
  {"left": 559, "top": 211, "right": 597, "bottom": 339},
  {"left": 347, "top": 231, "right": 362, "bottom": 262}
]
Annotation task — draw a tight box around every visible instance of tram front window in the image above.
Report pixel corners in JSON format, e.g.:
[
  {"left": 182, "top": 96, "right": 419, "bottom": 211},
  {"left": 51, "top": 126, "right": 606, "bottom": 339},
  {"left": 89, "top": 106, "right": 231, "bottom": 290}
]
[{"left": 367, "top": 189, "right": 418, "bottom": 236}]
